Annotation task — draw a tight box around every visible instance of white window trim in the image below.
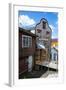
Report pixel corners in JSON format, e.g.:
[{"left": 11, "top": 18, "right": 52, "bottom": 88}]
[{"left": 22, "top": 35, "right": 32, "bottom": 48}]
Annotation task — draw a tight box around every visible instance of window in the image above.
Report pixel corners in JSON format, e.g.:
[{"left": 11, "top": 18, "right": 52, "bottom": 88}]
[
  {"left": 46, "top": 31, "right": 50, "bottom": 35},
  {"left": 23, "top": 36, "right": 28, "bottom": 47},
  {"left": 54, "top": 53, "right": 56, "bottom": 61},
  {"left": 29, "top": 37, "right": 32, "bottom": 47},
  {"left": 37, "top": 29, "right": 41, "bottom": 33},
  {"left": 43, "top": 21, "right": 46, "bottom": 29},
  {"left": 22, "top": 35, "right": 32, "bottom": 48}
]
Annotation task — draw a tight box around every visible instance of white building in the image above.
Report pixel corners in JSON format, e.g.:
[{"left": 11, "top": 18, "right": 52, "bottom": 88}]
[{"left": 51, "top": 47, "right": 58, "bottom": 63}]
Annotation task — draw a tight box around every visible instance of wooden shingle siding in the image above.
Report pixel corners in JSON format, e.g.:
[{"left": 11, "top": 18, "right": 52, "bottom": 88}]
[
  {"left": 19, "top": 27, "right": 37, "bottom": 74},
  {"left": 19, "top": 58, "right": 28, "bottom": 74},
  {"left": 35, "top": 49, "right": 48, "bottom": 62}
]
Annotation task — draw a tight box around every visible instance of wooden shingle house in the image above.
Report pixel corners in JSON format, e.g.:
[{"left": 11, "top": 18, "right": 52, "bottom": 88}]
[
  {"left": 19, "top": 27, "right": 37, "bottom": 74},
  {"left": 35, "top": 18, "right": 52, "bottom": 61}
]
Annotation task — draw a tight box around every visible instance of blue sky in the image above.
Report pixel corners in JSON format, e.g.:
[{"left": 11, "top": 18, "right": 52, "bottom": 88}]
[{"left": 18, "top": 11, "right": 58, "bottom": 39}]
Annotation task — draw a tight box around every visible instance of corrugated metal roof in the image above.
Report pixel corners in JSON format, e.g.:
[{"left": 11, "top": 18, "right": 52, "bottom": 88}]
[{"left": 37, "top": 43, "right": 45, "bottom": 49}]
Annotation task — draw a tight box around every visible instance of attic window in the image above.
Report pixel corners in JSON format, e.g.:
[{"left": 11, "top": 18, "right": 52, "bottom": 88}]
[
  {"left": 46, "top": 31, "right": 50, "bottom": 35},
  {"left": 37, "top": 29, "right": 41, "bottom": 33},
  {"left": 43, "top": 21, "right": 46, "bottom": 29}
]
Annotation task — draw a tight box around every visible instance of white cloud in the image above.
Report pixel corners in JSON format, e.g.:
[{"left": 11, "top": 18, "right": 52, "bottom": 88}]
[
  {"left": 19, "top": 15, "right": 36, "bottom": 28},
  {"left": 49, "top": 24, "right": 55, "bottom": 32}
]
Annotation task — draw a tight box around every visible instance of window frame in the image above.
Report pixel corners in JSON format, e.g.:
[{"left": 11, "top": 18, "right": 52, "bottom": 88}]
[
  {"left": 22, "top": 35, "right": 32, "bottom": 48},
  {"left": 43, "top": 21, "right": 46, "bottom": 29},
  {"left": 54, "top": 53, "right": 56, "bottom": 61}
]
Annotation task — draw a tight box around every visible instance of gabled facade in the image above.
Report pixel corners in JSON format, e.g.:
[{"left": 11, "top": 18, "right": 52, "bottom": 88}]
[{"left": 35, "top": 18, "right": 52, "bottom": 61}]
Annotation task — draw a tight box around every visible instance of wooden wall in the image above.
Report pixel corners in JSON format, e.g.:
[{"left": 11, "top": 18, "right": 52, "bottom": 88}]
[
  {"left": 19, "top": 31, "right": 36, "bottom": 74},
  {"left": 19, "top": 32, "right": 36, "bottom": 58}
]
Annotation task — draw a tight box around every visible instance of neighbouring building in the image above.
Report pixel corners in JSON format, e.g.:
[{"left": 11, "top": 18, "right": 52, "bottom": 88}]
[
  {"left": 51, "top": 47, "right": 58, "bottom": 63},
  {"left": 51, "top": 38, "right": 58, "bottom": 48},
  {"left": 51, "top": 38, "right": 58, "bottom": 63},
  {"left": 19, "top": 27, "right": 37, "bottom": 75},
  {"left": 35, "top": 18, "right": 52, "bottom": 61}
]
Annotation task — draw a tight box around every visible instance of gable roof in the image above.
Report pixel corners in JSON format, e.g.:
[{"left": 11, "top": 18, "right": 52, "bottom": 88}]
[
  {"left": 35, "top": 18, "right": 52, "bottom": 31},
  {"left": 51, "top": 47, "right": 58, "bottom": 52},
  {"left": 19, "top": 27, "right": 38, "bottom": 37}
]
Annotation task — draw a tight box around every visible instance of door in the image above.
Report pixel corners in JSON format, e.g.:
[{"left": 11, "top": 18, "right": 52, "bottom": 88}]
[{"left": 27, "top": 56, "right": 33, "bottom": 72}]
